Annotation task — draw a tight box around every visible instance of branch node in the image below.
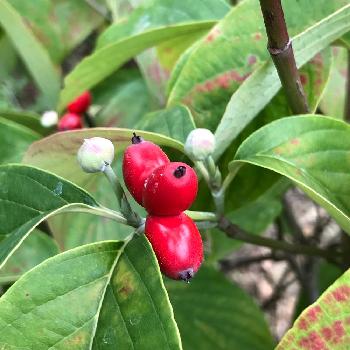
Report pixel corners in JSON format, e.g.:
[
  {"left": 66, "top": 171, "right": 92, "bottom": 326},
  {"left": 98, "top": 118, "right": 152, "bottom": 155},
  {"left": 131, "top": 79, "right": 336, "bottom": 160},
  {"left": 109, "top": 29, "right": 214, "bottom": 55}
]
[{"left": 268, "top": 39, "right": 291, "bottom": 56}]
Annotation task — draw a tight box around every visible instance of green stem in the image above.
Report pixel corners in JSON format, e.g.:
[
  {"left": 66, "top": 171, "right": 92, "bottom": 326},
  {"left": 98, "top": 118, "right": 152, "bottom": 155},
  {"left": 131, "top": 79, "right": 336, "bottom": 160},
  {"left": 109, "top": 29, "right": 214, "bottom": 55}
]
[
  {"left": 195, "top": 160, "right": 210, "bottom": 184},
  {"left": 103, "top": 164, "right": 123, "bottom": 207},
  {"left": 186, "top": 210, "right": 217, "bottom": 222},
  {"left": 103, "top": 164, "right": 142, "bottom": 227},
  {"left": 221, "top": 163, "right": 242, "bottom": 193},
  {"left": 259, "top": 0, "right": 309, "bottom": 114}
]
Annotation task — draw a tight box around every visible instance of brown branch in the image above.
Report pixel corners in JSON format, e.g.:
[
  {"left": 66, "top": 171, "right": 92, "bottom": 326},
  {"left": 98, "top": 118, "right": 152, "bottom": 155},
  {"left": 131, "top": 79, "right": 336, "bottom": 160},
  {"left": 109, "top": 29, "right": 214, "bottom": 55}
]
[
  {"left": 259, "top": 0, "right": 309, "bottom": 114},
  {"left": 218, "top": 217, "right": 340, "bottom": 264}
]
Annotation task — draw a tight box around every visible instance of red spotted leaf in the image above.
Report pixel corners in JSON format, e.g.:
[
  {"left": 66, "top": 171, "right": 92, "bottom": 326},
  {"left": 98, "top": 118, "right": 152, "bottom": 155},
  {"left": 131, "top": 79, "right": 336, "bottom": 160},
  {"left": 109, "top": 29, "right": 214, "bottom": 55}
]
[{"left": 277, "top": 270, "right": 350, "bottom": 349}]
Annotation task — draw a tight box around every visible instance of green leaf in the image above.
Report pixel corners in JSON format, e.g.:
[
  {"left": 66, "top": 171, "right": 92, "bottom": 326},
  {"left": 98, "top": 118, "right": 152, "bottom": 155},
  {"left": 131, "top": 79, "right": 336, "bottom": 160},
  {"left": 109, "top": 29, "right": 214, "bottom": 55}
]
[
  {"left": 49, "top": 175, "right": 134, "bottom": 251},
  {"left": 231, "top": 115, "right": 350, "bottom": 234},
  {"left": 0, "top": 164, "right": 100, "bottom": 270},
  {"left": 136, "top": 105, "right": 195, "bottom": 143},
  {"left": 214, "top": 3, "right": 350, "bottom": 159},
  {"left": 277, "top": 267, "right": 350, "bottom": 349},
  {"left": 0, "top": 109, "right": 46, "bottom": 134},
  {"left": 96, "top": 0, "right": 229, "bottom": 104},
  {"left": 0, "top": 237, "right": 182, "bottom": 349},
  {"left": 0, "top": 1, "right": 60, "bottom": 108},
  {"left": 93, "top": 69, "right": 152, "bottom": 128},
  {"left": 0, "top": 117, "right": 40, "bottom": 164},
  {"left": 320, "top": 46, "right": 348, "bottom": 119},
  {"left": 23, "top": 128, "right": 184, "bottom": 188},
  {"left": 8, "top": 0, "right": 104, "bottom": 63},
  {"left": 166, "top": 266, "right": 275, "bottom": 350},
  {"left": 0, "top": 230, "right": 59, "bottom": 284},
  {"left": 58, "top": 21, "right": 217, "bottom": 111},
  {"left": 168, "top": 0, "right": 345, "bottom": 130},
  {"left": 96, "top": 0, "right": 229, "bottom": 49}
]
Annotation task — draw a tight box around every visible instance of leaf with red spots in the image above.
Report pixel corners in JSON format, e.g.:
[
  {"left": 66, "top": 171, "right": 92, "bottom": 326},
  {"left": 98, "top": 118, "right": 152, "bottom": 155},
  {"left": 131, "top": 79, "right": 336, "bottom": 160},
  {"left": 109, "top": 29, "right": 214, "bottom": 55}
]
[
  {"left": 277, "top": 268, "right": 350, "bottom": 349},
  {"left": 232, "top": 115, "right": 350, "bottom": 233},
  {"left": 214, "top": 3, "right": 350, "bottom": 159},
  {"left": 168, "top": 0, "right": 346, "bottom": 131}
]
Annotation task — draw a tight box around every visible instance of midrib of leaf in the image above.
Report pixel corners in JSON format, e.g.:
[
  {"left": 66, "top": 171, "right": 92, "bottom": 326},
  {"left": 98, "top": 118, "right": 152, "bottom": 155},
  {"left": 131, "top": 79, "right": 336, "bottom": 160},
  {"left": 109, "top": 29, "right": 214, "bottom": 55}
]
[
  {"left": 0, "top": 203, "right": 100, "bottom": 270},
  {"left": 89, "top": 239, "right": 129, "bottom": 349}
]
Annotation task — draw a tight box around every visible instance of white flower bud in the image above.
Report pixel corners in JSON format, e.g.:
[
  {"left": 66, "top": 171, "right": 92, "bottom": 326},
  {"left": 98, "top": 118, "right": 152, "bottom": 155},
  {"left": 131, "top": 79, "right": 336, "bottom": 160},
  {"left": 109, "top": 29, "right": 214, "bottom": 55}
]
[
  {"left": 77, "top": 137, "right": 114, "bottom": 173},
  {"left": 184, "top": 128, "right": 216, "bottom": 160},
  {"left": 40, "top": 110, "right": 58, "bottom": 127}
]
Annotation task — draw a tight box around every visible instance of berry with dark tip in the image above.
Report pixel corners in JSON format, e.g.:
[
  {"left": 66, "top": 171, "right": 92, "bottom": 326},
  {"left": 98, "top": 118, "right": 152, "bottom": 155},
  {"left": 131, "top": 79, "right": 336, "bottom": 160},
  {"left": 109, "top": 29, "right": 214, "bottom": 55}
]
[
  {"left": 67, "top": 91, "right": 92, "bottom": 114},
  {"left": 57, "top": 112, "right": 82, "bottom": 131},
  {"left": 143, "top": 162, "right": 198, "bottom": 216},
  {"left": 123, "top": 133, "right": 169, "bottom": 205},
  {"left": 145, "top": 213, "right": 203, "bottom": 281}
]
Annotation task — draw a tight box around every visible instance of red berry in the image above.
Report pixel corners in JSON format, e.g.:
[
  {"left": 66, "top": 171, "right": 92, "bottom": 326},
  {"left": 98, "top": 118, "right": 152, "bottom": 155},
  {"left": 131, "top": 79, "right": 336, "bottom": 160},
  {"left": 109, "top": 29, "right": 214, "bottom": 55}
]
[
  {"left": 57, "top": 112, "right": 82, "bottom": 131},
  {"left": 145, "top": 213, "right": 203, "bottom": 281},
  {"left": 123, "top": 133, "right": 169, "bottom": 205},
  {"left": 67, "top": 91, "right": 92, "bottom": 114},
  {"left": 143, "top": 162, "right": 198, "bottom": 216}
]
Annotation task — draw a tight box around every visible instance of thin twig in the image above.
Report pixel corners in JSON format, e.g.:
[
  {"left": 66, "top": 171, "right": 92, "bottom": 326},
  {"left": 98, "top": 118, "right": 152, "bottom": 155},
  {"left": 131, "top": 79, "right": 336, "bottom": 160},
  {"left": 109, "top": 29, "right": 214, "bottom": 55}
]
[
  {"left": 259, "top": 0, "right": 309, "bottom": 114},
  {"left": 218, "top": 217, "right": 340, "bottom": 264}
]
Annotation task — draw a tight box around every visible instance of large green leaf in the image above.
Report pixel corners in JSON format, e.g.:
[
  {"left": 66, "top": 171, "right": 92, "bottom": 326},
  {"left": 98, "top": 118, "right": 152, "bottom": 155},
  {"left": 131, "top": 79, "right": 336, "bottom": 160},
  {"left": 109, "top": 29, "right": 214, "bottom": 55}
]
[
  {"left": 168, "top": 0, "right": 346, "bottom": 131},
  {"left": 23, "top": 128, "right": 184, "bottom": 188},
  {"left": 214, "top": 3, "right": 350, "bottom": 159},
  {"left": 167, "top": 267, "right": 274, "bottom": 350},
  {"left": 231, "top": 115, "right": 350, "bottom": 233},
  {"left": 0, "top": 237, "right": 182, "bottom": 349},
  {"left": 136, "top": 105, "right": 195, "bottom": 143},
  {"left": 58, "top": 21, "right": 217, "bottom": 111},
  {"left": 0, "top": 230, "right": 59, "bottom": 284},
  {"left": 277, "top": 268, "right": 350, "bottom": 349},
  {"left": 0, "top": 117, "right": 40, "bottom": 164},
  {"left": 0, "top": 164, "right": 103, "bottom": 270},
  {"left": 96, "top": 0, "right": 229, "bottom": 104},
  {"left": 8, "top": 0, "right": 104, "bottom": 62},
  {"left": 0, "top": 1, "right": 60, "bottom": 108}
]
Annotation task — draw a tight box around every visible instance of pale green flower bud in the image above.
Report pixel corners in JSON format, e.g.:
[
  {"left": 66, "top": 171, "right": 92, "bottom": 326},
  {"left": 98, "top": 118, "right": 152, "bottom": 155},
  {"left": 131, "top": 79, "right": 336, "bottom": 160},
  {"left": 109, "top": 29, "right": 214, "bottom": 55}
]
[
  {"left": 77, "top": 137, "right": 114, "bottom": 173},
  {"left": 184, "top": 128, "right": 216, "bottom": 160}
]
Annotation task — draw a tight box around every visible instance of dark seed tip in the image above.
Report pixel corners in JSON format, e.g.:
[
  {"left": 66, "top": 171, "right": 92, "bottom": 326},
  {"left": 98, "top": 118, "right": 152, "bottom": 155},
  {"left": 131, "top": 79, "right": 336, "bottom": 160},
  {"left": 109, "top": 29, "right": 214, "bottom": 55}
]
[
  {"left": 131, "top": 132, "right": 143, "bottom": 144},
  {"left": 179, "top": 268, "right": 194, "bottom": 283},
  {"left": 174, "top": 165, "right": 186, "bottom": 178}
]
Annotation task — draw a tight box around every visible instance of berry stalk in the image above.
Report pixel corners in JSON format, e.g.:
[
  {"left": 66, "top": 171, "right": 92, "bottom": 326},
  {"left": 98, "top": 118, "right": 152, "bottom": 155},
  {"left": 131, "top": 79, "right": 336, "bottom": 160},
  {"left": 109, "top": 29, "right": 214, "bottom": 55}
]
[
  {"left": 259, "top": 0, "right": 309, "bottom": 114},
  {"left": 103, "top": 164, "right": 142, "bottom": 227}
]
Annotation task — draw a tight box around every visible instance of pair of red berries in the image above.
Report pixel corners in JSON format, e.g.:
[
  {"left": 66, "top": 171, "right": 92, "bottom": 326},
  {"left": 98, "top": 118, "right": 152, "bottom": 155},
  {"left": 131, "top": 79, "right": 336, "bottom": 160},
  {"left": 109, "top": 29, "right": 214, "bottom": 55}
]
[
  {"left": 57, "top": 91, "right": 92, "bottom": 131},
  {"left": 123, "top": 133, "right": 203, "bottom": 282}
]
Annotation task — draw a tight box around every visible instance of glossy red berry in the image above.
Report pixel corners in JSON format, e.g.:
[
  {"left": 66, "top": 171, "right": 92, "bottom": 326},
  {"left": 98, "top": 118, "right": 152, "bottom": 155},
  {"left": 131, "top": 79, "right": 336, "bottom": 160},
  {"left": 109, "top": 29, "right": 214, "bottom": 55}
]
[
  {"left": 67, "top": 91, "right": 92, "bottom": 114},
  {"left": 123, "top": 133, "right": 169, "bottom": 205},
  {"left": 145, "top": 213, "right": 203, "bottom": 281},
  {"left": 57, "top": 112, "right": 82, "bottom": 131},
  {"left": 143, "top": 162, "right": 198, "bottom": 216}
]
